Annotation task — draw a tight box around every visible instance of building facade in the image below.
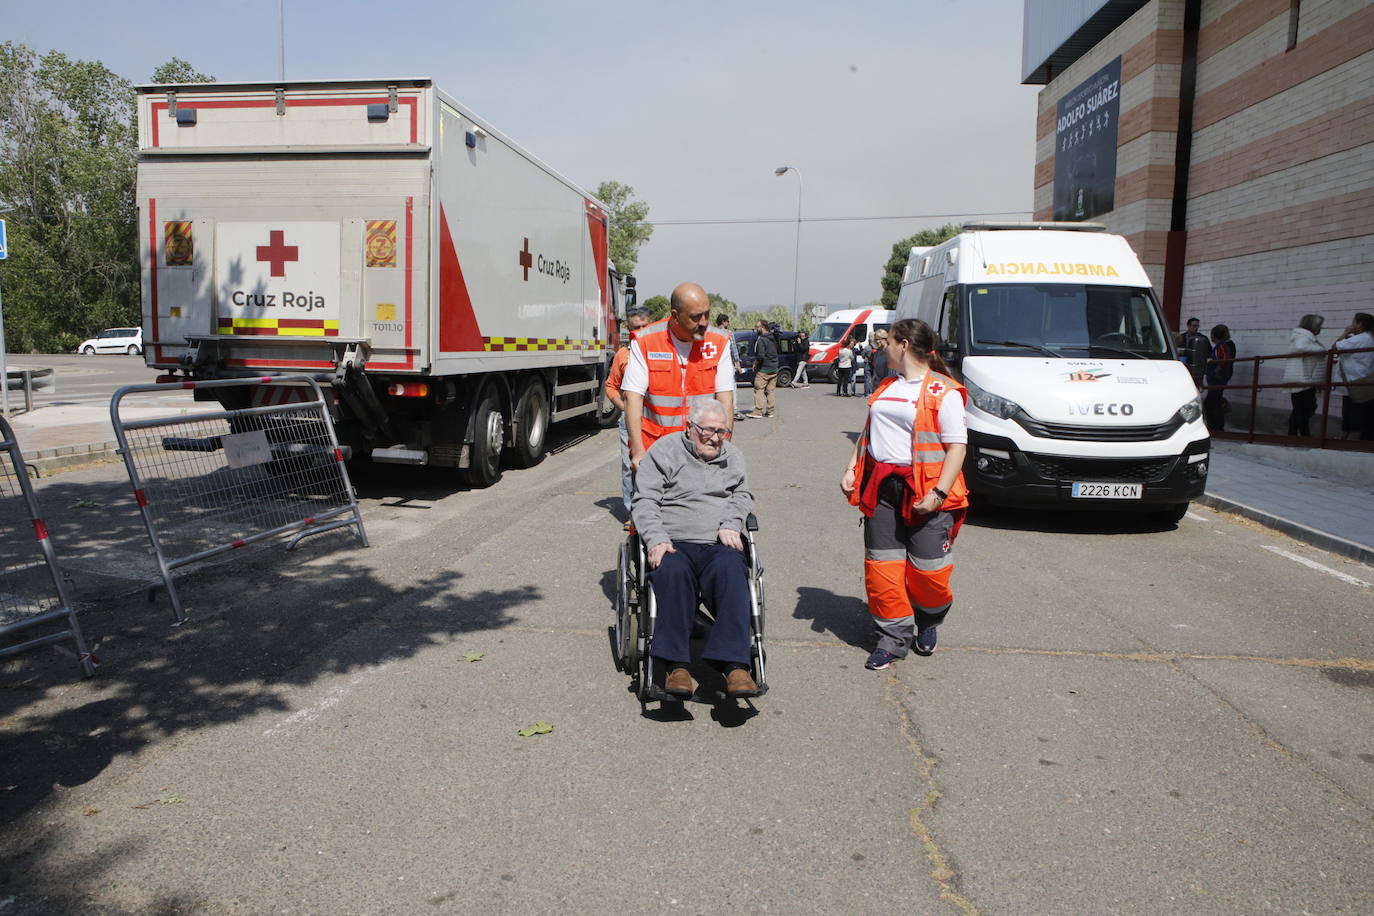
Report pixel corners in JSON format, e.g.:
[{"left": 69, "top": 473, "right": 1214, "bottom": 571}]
[{"left": 1024, "top": 0, "right": 1373, "bottom": 427}]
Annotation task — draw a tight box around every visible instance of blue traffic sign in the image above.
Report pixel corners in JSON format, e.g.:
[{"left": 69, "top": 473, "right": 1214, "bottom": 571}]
[{"left": 0, "top": 219, "right": 7, "bottom": 260}]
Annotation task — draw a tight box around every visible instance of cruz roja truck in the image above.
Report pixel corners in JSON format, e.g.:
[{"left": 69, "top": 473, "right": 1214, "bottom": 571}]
[
  {"left": 135, "top": 78, "right": 631, "bottom": 486},
  {"left": 894, "top": 222, "right": 1209, "bottom": 522}
]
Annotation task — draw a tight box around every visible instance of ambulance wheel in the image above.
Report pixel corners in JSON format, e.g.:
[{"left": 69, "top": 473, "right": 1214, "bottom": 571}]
[
  {"left": 126, "top": 344, "right": 141, "bottom": 356},
  {"left": 1155, "top": 502, "right": 1189, "bottom": 524},
  {"left": 508, "top": 378, "right": 549, "bottom": 468},
  {"left": 466, "top": 387, "right": 504, "bottom": 488},
  {"left": 81, "top": 345, "right": 95, "bottom": 355},
  {"left": 776, "top": 367, "right": 794, "bottom": 388}
]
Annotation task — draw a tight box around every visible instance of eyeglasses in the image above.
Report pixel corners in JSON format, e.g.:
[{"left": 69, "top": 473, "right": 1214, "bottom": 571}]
[{"left": 689, "top": 421, "right": 729, "bottom": 439}]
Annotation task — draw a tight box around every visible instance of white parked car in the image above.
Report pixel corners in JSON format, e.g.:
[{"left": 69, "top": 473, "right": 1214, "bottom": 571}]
[{"left": 76, "top": 327, "right": 143, "bottom": 355}]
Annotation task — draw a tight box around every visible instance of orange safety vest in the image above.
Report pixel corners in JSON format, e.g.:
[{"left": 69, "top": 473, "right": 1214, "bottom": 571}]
[
  {"left": 849, "top": 372, "right": 969, "bottom": 512},
  {"left": 633, "top": 319, "right": 730, "bottom": 450}
]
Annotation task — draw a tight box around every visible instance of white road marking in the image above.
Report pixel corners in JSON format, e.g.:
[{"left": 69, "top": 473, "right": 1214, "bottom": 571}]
[
  {"left": 1261, "top": 545, "right": 1370, "bottom": 588},
  {"left": 262, "top": 658, "right": 394, "bottom": 737},
  {"left": 1185, "top": 511, "right": 1207, "bottom": 522}
]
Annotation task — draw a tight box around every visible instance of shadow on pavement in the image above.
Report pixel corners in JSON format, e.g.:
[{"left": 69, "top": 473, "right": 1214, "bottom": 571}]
[
  {"left": 792, "top": 586, "right": 870, "bottom": 649},
  {"left": 965, "top": 502, "right": 1180, "bottom": 535},
  {"left": 0, "top": 469, "right": 535, "bottom": 911}
]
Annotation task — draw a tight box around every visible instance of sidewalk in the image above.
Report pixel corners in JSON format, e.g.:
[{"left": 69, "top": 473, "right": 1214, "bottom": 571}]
[{"left": 1199, "top": 441, "right": 1374, "bottom": 566}]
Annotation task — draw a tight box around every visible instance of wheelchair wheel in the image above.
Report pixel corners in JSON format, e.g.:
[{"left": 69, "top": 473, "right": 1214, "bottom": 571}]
[{"left": 615, "top": 541, "right": 642, "bottom": 674}]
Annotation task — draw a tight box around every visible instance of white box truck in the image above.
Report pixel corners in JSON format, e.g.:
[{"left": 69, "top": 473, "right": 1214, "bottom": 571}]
[
  {"left": 136, "top": 78, "right": 630, "bottom": 486},
  {"left": 894, "top": 222, "right": 1208, "bottom": 520}
]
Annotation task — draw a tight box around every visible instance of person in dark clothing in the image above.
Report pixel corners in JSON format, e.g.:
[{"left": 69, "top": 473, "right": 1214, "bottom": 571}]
[
  {"left": 869, "top": 328, "right": 893, "bottom": 384},
  {"left": 745, "top": 320, "right": 780, "bottom": 418},
  {"left": 1178, "top": 317, "right": 1209, "bottom": 389},
  {"left": 1203, "top": 324, "right": 1236, "bottom": 432}
]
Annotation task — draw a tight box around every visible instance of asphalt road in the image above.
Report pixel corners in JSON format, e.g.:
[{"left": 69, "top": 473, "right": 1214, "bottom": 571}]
[
  {"left": 0, "top": 384, "right": 1371, "bottom": 914},
  {"left": 3, "top": 353, "right": 160, "bottom": 411}
]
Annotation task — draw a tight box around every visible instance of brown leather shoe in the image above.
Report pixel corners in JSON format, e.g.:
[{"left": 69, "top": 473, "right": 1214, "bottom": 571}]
[
  {"left": 724, "top": 667, "right": 759, "bottom": 698},
  {"left": 664, "top": 667, "right": 695, "bottom": 698}
]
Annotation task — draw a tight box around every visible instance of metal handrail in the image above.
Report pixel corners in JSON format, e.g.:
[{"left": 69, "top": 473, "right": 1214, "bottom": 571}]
[{"left": 1201, "top": 342, "right": 1374, "bottom": 450}]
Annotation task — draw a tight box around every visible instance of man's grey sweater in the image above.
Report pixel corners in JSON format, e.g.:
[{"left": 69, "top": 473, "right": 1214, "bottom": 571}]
[{"left": 632, "top": 432, "right": 753, "bottom": 550}]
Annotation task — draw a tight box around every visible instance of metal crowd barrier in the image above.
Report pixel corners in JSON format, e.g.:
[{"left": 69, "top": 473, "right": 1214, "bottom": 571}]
[
  {"left": 1202, "top": 343, "right": 1374, "bottom": 450},
  {"left": 0, "top": 415, "right": 97, "bottom": 677},
  {"left": 111, "top": 376, "right": 369, "bottom": 623}
]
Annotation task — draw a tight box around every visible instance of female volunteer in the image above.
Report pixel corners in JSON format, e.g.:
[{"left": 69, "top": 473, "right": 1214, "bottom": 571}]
[{"left": 839, "top": 319, "right": 968, "bottom": 671}]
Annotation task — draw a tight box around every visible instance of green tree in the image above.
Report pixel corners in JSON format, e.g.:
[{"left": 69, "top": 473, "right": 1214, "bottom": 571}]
[
  {"left": 150, "top": 57, "right": 214, "bottom": 84},
  {"left": 0, "top": 46, "right": 213, "bottom": 352},
  {"left": 642, "top": 294, "right": 670, "bottom": 321},
  {"left": 879, "top": 222, "right": 961, "bottom": 308},
  {"left": 594, "top": 180, "right": 653, "bottom": 274},
  {"left": 0, "top": 43, "right": 139, "bottom": 351}
]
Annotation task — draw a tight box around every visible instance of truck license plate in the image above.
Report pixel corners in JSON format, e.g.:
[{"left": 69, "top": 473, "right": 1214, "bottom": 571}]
[{"left": 1071, "top": 482, "right": 1142, "bottom": 499}]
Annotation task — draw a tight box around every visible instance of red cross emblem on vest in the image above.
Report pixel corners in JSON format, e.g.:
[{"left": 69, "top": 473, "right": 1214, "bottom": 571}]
[
  {"left": 927, "top": 380, "right": 946, "bottom": 397},
  {"left": 700, "top": 341, "right": 718, "bottom": 360}
]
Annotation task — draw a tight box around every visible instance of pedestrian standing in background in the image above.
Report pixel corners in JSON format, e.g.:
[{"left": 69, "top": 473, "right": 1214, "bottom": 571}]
[
  {"left": 745, "top": 320, "right": 780, "bottom": 419},
  {"left": 869, "top": 328, "right": 892, "bottom": 385},
  {"left": 716, "top": 313, "right": 741, "bottom": 379},
  {"left": 792, "top": 331, "right": 811, "bottom": 387},
  {"left": 1179, "top": 317, "right": 1209, "bottom": 389},
  {"left": 839, "top": 318, "right": 968, "bottom": 671},
  {"left": 836, "top": 338, "right": 855, "bottom": 397},
  {"left": 604, "top": 306, "right": 651, "bottom": 524},
  {"left": 1203, "top": 324, "right": 1236, "bottom": 432},
  {"left": 1282, "top": 314, "right": 1326, "bottom": 437},
  {"left": 1335, "top": 312, "right": 1374, "bottom": 441}
]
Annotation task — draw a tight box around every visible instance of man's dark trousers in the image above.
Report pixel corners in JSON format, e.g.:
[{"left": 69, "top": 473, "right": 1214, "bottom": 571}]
[{"left": 648, "top": 541, "right": 752, "bottom": 666}]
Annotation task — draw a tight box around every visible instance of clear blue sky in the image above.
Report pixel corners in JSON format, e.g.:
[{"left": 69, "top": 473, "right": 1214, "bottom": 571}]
[{"left": 8, "top": 0, "right": 1038, "bottom": 309}]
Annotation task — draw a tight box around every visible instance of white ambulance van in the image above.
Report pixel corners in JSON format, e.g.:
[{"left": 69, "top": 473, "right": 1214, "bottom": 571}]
[
  {"left": 893, "top": 222, "right": 1208, "bottom": 520},
  {"left": 807, "top": 308, "right": 893, "bottom": 382}
]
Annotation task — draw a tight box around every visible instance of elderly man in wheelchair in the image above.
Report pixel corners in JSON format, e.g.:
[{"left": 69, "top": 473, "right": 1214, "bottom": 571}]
[{"left": 619, "top": 399, "right": 766, "bottom": 703}]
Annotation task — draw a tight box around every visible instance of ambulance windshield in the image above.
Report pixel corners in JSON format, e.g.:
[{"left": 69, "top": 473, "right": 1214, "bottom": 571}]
[
  {"left": 966, "top": 283, "right": 1173, "bottom": 359},
  {"left": 813, "top": 322, "right": 852, "bottom": 344}
]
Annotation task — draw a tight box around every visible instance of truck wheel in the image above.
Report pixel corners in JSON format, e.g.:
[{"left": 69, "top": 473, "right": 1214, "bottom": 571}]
[
  {"left": 583, "top": 390, "right": 621, "bottom": 429},
  {"left": 466, "top": 387, "right": 504, "bottom": 488},
  {"left": 508, "top": 377, "right": 549, "bottom": 468},
  {"left": 776, "top": 367, "right": 794, "bottom": 388}
]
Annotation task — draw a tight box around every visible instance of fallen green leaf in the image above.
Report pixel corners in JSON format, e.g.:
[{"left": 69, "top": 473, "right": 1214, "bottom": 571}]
[
  {"left": 463, "top": 652, "right": 484, "bottom": 663},
  {"left": 517, "top": 721, "right": 554, "bottom": 737},
  {"left": 159, "top": 793, "right": 186, "bottom": 805}
]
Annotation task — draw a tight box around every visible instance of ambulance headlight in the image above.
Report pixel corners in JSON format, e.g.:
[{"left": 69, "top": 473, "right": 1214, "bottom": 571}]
[
  {"left": 1175, "top": 394, "right": 1203, "bottom": 424},
  {"left": 966, "top": 378, "right": 1022, "bottom": 420}
]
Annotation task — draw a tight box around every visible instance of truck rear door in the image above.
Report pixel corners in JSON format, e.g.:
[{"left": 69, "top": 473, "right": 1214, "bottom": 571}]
[{"left": 137, "top": 80, "right": 433, "bottom": 374}]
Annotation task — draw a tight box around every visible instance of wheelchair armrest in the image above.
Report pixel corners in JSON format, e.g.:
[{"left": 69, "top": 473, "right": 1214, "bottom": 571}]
[{"left": 745, "top": 513, "right": 759, "bottom": 532}]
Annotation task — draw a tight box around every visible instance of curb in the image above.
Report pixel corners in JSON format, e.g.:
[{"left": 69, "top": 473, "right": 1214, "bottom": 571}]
[
  {"left": 1195, "top": 491, "right": 1374, "bottom": 567},
  {"left": 23, "top": 441, "right": 121, "bottom": 476}
]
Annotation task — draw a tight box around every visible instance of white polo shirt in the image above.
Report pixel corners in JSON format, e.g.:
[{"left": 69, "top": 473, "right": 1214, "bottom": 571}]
[
  {"left": 867, "top": 376, "right": 967, "bottom": 465},
  {"left": 621, "top": 329, "right": 736, "bottom": 395}
]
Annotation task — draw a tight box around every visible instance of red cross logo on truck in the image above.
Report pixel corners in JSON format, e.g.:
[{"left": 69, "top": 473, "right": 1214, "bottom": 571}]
[
  {"left": 256, "top": 230, "right": 299, "bottom": 278},
  {"left": 518, "top": 238, "right": 533, "bottom": 280}
]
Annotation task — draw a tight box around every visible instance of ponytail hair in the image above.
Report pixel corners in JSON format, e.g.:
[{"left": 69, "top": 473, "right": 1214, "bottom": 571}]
[{"left": 889, "top": 318, "right": 950, "bottom": 376}]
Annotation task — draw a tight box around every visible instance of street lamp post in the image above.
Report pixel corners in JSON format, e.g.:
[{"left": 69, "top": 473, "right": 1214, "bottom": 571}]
[{"left": 774, "top": 166, "right": 802, "bottom": 327}]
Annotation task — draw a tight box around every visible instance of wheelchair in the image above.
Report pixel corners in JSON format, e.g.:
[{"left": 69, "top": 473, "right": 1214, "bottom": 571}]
[{"left": 613, "top": 514, "right": 768, "bottom": 707}]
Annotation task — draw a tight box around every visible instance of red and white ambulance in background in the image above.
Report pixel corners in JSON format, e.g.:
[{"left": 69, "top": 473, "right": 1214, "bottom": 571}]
[
  {"left": 806, "top": 308, "right": 893, "bottom": 383},
  {"left": 135, "top": 78, "right": 631, "bottom": 486}
]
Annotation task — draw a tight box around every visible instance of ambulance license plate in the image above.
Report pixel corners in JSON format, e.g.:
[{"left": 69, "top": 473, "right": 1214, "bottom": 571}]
[{"left": 1071, "top": 482, "right": 1142, "bottom": 499}]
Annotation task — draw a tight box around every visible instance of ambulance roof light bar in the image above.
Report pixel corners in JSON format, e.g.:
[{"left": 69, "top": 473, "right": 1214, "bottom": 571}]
[{"left": 962, "top": 221, "right": 1108, "bottom": 232}]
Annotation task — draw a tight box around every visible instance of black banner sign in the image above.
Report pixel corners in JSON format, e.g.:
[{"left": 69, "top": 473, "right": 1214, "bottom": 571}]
[{"left": 1053, "top": 57, "right": 1122, "bottom": 222}]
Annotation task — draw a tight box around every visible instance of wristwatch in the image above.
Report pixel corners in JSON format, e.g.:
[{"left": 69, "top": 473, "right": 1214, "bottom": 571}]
[{"left": 930, "top": 486, "right": 948, "bottom": 502}]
